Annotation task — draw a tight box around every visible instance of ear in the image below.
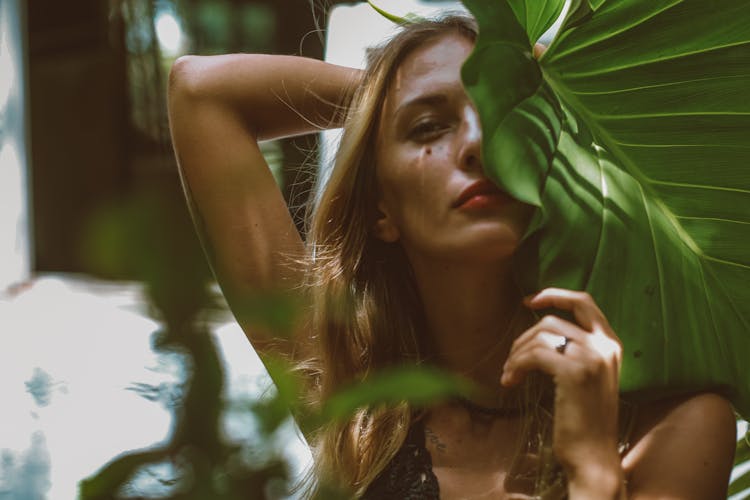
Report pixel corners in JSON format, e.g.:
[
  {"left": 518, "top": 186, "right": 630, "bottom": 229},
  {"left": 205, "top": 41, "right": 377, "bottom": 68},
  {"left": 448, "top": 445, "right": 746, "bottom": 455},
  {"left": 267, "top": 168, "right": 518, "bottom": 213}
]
[{"left": 372, "top": 201, "right": 400, "bottom": 243}]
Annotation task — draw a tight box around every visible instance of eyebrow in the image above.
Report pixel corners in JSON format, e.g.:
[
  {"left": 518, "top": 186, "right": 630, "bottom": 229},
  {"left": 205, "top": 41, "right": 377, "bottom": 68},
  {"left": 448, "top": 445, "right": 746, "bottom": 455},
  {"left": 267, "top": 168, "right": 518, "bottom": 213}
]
[{"left": 394, "top": 93, "right": 449, "bottom": 120}]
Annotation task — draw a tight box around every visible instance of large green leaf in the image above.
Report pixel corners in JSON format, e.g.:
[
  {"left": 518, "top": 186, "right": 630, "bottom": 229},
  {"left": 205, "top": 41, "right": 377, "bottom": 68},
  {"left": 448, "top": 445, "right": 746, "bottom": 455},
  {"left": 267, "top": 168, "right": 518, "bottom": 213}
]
[
  {"left": 462, "top": 0, "right": 750, "bottom": 418},
  {"left": 506, "top": 0, "right": 566, "bottom": 45}
]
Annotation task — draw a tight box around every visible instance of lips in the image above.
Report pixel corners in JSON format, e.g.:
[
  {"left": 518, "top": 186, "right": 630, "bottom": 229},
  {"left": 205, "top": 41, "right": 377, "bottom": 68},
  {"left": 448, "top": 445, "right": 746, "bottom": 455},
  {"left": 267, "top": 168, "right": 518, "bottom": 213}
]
[{"left": 452, "top": 179, "right": 509, "bottom": 208}]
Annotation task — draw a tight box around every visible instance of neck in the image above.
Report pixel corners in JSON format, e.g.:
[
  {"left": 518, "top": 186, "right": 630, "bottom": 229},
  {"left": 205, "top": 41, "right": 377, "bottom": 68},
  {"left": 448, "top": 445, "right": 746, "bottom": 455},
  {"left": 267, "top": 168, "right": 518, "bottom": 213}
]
[{"left": 409, "top": 254, "right": 528, "bottom": 396}]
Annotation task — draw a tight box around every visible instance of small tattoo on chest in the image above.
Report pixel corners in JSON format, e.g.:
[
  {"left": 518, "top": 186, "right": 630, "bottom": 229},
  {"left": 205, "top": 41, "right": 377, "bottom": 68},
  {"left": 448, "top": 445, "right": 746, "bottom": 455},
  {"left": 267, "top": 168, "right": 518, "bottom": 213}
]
[{"left": 424, "top": 427, "right": 447, "bottom": 453}]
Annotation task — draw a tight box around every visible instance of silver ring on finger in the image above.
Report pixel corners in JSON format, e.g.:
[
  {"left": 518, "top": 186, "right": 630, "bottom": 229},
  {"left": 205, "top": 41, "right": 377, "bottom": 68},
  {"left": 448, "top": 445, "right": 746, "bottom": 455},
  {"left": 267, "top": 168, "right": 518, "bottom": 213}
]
[{"left": 554, "top": 336, "right": 570, "bottom": 355}]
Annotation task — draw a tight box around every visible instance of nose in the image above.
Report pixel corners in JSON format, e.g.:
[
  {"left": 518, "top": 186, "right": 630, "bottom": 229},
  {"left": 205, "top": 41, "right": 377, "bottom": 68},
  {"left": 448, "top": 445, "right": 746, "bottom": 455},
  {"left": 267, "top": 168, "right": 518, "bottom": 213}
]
[{"left": 458, "top": 104, "right": 483, "bottom": 171}]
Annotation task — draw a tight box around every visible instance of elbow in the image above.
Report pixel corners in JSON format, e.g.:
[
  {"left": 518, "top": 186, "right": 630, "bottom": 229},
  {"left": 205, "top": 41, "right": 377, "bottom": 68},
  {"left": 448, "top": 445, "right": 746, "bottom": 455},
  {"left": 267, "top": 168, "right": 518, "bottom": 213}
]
[
  {"left": 168, "top": 55, "right": 206, "bottom": 103},
  {"left": 167, "top": 54, "right": 263, "bottom": 139}
]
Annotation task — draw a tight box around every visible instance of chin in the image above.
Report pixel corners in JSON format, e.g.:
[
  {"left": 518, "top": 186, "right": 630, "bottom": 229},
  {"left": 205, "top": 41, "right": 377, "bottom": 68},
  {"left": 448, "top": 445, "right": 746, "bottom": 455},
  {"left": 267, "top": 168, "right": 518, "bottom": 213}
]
[
  {"left": 402, "top": 220, "right": 525, "bottom": 265},
  {"left": 453, "top": 226, "right": 521, "bottom": 262},
  {"left": 470, "top": 242, "right": 518, "bottom": 263}
]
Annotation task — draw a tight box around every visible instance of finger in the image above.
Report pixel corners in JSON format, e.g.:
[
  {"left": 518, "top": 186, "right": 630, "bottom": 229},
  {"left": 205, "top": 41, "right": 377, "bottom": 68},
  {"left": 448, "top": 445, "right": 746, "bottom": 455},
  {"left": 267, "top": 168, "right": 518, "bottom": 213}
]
[
  {"left": 506, "top": 328, "right": 622, "bottom": 382},
  {"left": 504, "top": 333, "right": 621, "bottom": 390},
  {"left": 582, "top": 330, "right": 622, "bottom": 366},
  {"left": 586, "top": 330, "right": 624, "bottom": 371},
  {"left": 508, "top": 314, "right": 587, "bottom": 359},
  {"left": 504, "top": 333, "right": 575, "bottom": 386},
  {"left": 502, "top": 341, "right": 582, "bottom": 387},
  {"left": 525, "top": 288, "right": 608, "bottom": 332},
  {"left": 537, "top": 331, "right": 570, "bottom": 356}
]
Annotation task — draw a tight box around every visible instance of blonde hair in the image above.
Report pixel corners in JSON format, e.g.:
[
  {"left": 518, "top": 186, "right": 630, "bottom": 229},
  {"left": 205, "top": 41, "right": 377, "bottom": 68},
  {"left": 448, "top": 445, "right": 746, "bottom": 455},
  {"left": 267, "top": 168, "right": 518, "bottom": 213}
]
[
  {"left": 298, "top": 15, "right": 634, "bottom": 498},
  {"left": 302, "top": 17, "right": 478, "bottom": 497}
]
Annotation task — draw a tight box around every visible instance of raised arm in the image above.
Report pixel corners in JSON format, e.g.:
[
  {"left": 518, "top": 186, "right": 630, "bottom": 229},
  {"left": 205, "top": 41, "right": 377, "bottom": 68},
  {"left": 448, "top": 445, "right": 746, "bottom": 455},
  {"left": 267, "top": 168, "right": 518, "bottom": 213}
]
[{"left": 167, "top": 54, "right": 361, "bottom": 359}]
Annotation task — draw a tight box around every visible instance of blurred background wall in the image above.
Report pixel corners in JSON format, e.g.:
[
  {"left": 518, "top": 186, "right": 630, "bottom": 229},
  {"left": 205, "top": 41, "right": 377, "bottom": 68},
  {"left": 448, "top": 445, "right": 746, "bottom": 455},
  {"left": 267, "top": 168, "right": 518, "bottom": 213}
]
[
  {"left": 23, "top": 0, "right": 351, "bottom": 277},
  {"left": 0, "top": 0, "right": 31, "bottom": 289}
]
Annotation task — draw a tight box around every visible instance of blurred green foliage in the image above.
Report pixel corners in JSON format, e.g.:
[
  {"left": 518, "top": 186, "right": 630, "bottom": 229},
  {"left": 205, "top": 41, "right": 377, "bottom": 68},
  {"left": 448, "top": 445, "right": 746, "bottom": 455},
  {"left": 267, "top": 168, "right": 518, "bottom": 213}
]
[
  {"left": 189, "top": 0, "right": 276, "bottom": 53},
  {"left": 320, "top": 367, "right": 471, "bottom": 426},
  {"left": 78, "top": 189, "right": 468, "bottom": 498}
]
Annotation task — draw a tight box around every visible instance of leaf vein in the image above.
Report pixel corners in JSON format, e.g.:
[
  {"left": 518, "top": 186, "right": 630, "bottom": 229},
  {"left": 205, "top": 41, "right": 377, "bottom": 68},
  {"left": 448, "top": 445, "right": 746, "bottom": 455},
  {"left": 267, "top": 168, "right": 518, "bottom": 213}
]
[
  {"left": 549, "top": 0, "right": 682, "bottom": 60},
  {"left": 596, "top": 111, "right": 750, "bottom": 120},
  {"left": 557, "top": 40, "right": 750, "bottom": 79},
  {"left": 638, "top": 182, "right": 669, "bottom": 376},
  {"left": 696, "top": 259, "right": 730, "bottom": 375},
  {"left": 676, "top": 216, "right": 750, "bottom": 226},
  {"left": 582, "top": 148, "right": 607, "bottom": 298},
  {"left": 703, "top": 255, "right": 750, "bottom": 271},
  {"left": 616, "top": 142, "right": 750, "bottom": 149},
  {"left": 570, "top": 75, "right": 750, "bottom": 96},
  {"left": 649, "top": 180, "right": 750, "bottom": 195}
]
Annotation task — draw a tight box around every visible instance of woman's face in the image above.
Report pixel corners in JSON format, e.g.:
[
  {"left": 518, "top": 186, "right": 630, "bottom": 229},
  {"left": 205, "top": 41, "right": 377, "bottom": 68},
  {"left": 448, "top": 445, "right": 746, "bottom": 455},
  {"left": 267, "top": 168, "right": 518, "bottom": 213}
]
[{"left": 373, "top": 33, "right": 531, "bottom": 265}]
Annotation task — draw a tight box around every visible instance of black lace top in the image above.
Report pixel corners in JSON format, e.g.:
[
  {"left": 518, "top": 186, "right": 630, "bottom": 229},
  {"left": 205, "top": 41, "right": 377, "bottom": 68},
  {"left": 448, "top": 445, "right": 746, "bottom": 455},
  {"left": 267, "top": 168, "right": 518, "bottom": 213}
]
[
  {"left": 361, "top": 420, "right": 440, "bottom": 499},
  {"left": 359, "top": 399, "right": 638, "bottom": 499}
]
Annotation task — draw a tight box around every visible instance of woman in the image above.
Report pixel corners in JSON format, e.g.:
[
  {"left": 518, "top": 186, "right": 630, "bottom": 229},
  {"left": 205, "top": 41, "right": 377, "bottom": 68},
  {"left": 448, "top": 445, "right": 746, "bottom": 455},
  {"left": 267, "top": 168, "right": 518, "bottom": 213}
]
[{"left": 167, "top": 14, "right": 736, "bottom": 499}]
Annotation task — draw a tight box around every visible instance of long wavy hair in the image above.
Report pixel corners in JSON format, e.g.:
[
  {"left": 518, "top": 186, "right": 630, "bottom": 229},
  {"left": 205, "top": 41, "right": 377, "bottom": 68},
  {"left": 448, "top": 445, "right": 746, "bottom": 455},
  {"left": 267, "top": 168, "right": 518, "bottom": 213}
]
[
  {"left": 299, "top": 14, "right": 634, "bottom": 499},
  {"left": 298, "top": 16, "right": 478, "bottom": 496}
]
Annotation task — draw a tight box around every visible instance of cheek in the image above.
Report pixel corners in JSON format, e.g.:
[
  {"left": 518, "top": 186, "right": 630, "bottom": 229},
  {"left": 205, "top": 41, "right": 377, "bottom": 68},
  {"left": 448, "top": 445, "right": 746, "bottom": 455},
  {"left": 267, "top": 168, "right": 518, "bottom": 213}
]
[
  {"left": 379, "top": 176, "right": 424, "bottom": 229},
  {"left": 376, "top": 143, "right": 452, "bottom": 227},
  {"left": 398, "top": 160, "right": 450, "bottom": 232}
]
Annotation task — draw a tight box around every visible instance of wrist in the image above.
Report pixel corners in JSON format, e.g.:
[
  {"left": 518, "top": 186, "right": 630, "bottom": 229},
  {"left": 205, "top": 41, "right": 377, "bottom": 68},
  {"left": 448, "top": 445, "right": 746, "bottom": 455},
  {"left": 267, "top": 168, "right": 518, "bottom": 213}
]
[{"left": 566, "top": 455, "right": 626, "bottom": 500}]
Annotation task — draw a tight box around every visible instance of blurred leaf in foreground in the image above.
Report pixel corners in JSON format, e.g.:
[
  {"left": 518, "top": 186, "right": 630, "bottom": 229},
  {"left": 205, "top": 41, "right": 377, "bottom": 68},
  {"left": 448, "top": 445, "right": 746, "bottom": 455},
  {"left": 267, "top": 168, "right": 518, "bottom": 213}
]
[{"left": 320, "top": 365, "right": 472, "bottom": 424}]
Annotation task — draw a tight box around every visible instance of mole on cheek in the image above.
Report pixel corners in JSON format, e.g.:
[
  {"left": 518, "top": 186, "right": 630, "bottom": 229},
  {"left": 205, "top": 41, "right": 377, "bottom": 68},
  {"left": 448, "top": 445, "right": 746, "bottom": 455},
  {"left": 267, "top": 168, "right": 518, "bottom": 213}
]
[{"left": 425, "top": 147, "right": 432, "bottom": 155}]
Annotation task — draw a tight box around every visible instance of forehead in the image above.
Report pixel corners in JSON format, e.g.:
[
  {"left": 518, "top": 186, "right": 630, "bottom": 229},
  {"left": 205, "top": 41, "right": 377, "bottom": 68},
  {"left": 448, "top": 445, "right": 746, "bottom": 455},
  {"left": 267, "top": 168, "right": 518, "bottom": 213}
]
[{"left": 384, "top": 33, "right": 474, "bottom": 115}]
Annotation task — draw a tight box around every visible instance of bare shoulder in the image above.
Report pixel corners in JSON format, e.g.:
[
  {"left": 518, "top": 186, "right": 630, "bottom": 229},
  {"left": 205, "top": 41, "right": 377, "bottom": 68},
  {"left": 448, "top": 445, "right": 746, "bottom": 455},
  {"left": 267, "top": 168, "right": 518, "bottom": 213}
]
[{"left": 622, "top": 391, "right": 737, "bottom": 499}]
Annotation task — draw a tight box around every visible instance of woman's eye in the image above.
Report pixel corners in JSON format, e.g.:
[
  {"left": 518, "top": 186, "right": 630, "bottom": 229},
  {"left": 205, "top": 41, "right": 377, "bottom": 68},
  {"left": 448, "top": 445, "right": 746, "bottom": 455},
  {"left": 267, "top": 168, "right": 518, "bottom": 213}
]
[{"left": 409, "top": 121, "right": 447, "bottom": 141}]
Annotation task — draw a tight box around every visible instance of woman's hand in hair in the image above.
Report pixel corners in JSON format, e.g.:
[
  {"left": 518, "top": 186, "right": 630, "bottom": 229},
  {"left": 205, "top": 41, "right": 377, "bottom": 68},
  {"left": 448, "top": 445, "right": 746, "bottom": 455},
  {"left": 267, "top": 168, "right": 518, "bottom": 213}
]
[{"left": 501, "top": 288, "right": 625, "bottom": 499}]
